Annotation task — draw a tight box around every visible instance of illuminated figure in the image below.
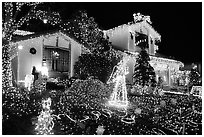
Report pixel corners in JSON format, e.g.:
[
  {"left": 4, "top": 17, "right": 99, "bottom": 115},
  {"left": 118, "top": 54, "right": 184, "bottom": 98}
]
[{"left": 107, "top": 54, "right": 130, "bottom": 108}]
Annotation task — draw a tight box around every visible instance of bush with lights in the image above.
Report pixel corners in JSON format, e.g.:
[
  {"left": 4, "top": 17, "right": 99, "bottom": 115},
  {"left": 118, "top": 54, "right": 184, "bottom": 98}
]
[
  {"left": 74, "top": 53, "right": 115, "bottom": 83},
  {"left": 56, "top": 78, "right": 111, "bottom": 112}
]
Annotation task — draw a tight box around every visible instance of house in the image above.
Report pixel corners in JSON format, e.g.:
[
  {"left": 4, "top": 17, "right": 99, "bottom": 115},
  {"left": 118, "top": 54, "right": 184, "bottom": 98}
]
[
  {"left": 104, "top": 13, "right": 184, "bottom": 87},
  {"left": 10, "top": 30, "right": 90, "bottom": 85}
]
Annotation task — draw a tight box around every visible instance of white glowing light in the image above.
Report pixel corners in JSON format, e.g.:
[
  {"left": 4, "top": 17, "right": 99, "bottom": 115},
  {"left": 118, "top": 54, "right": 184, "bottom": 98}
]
[
  {"left": 43, "top": 18, "right": 48, "bottom": 24},
  {"left": 18, "top": 45, "right": 23, "bottom": 50},
  {"left": 41, "top": 66, "right": 48, "bottom": 77},
  {"left": 24, "top": 74, "right": 34, "bottom": 91},
  {"left": 14, "top": 30, "right": 34, "bottom": 36}
]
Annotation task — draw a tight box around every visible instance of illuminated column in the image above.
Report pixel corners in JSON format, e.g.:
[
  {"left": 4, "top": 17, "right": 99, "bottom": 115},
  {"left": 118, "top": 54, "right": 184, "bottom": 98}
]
[
  {"left": 132, "top": 31, "right": 136, "bottom": 52},
  {"left": 168, "top": 65, "right": 171, "bottom": 86}
]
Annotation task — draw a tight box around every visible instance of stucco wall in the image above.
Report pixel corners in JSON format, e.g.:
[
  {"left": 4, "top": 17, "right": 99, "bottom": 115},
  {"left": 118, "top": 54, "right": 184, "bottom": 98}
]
[
  {"left": 70, "top": 38, "right": 82, "bottom": 77},
  {"left": 106, "top": 25, "right": 141, "bottom": 53},
  {"left": 17, "top": 37, "right": 43, "bottom": 82}
]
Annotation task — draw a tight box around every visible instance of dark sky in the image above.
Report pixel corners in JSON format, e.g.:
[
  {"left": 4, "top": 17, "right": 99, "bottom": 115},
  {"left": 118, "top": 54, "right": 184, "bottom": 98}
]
[{"left": 25, "top": 2, "right": 202, "bottom": 64}]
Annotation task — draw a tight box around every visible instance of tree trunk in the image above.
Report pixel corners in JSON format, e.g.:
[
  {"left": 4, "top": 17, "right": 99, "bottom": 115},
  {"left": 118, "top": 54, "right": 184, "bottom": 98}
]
[{"left": 2, "top": 38, "right": 13, "bottom": 92}]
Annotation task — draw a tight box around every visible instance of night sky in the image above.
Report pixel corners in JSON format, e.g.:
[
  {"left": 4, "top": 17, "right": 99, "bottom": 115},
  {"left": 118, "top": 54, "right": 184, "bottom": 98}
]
[{"left": 24, "top": 2, "right": 202, "bottom": 64}]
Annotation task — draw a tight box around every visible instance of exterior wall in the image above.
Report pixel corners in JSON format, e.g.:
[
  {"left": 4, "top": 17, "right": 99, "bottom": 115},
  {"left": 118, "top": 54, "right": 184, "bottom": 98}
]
[
  {"left": 148, "top": 36, "right": 155, "bottom": 55},
  {"left": 13, "top": 32, "right": 83, "bottom": 82},
  {"left": 70, "top": 38, "right": 82, "bottom": 77},
  {"left": 105, "top": 25, "right": 141, "bottom": 52},
  {"left": 17, "top": 37, "right": 43, "bottom": 82},
  {"left": 126, "top": 57, "right": 135, "bottom": 84}
]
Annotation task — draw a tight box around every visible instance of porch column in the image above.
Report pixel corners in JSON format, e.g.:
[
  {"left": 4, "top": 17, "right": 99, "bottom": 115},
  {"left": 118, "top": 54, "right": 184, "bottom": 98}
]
[{"left": 168, "top": 65, "right": 171, "bottom": 86}]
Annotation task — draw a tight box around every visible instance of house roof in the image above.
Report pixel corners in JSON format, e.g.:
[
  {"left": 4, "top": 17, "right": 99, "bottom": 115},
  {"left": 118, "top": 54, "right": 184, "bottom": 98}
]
[
  {"left": 150, "top": 54, "right": 184, "bottom": 68},
  {"left": 12, "top": 29, "right": 79, "bottom": 43},
  {"left": 11, "top": 29, "right": 90, "bottom": 53},
  {"left": 104, "top": 20, "right": 161, "bottom": 41}
]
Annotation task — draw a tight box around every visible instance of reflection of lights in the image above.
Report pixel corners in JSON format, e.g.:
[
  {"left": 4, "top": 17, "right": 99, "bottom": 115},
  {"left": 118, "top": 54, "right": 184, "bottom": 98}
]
[{"left": 18, "top": 45, "right": 23, "bottom": 50}]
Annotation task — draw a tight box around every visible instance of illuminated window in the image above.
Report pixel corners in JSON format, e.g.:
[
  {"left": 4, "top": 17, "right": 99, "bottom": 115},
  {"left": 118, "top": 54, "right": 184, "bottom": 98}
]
[{"left": 43, "top": 46, "right": 70, "bottom": 72}]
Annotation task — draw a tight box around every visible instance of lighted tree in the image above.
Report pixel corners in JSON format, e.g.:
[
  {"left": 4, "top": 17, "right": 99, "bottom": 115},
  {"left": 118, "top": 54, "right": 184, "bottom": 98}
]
[
  {"left": 2, "top": 2, "right": 61, "bottom": 90},
  {"left": 68, "top": 10, "right": 122, "bottom": 82},
  {"left": 61, "top": 10, "right": 110, "bottom": 54},
  {"left": 189, "top": 66, "right": 200, "bottom": 87},
  {"left": 133, "top": 48, "right": 156, "bottom": 88},
  {"left": 65, "top": 10, "right": 118, "bottom": 53}
]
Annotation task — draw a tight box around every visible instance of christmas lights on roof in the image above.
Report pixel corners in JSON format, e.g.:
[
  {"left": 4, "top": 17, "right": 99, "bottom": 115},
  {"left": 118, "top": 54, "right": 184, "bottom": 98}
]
[
  {"left": 104, "top": 13, "right": 161, "bottom": 41},
  {"left": 13, "top": 30, "right": 35, "bottom": 36},
  {"left": 150, "top": 55, "right": 184, "bottom": 68}
]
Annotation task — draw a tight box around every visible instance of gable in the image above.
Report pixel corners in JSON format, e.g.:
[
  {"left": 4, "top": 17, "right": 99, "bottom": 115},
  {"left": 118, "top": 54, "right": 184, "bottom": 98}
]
[{"left": 11, "top": 30, "right": 90, "bottom": 53}]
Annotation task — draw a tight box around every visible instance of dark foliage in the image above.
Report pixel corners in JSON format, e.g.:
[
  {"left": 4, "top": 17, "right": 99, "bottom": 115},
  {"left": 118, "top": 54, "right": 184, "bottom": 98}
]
[{"left": 133, "top": 49, "right": 156, "bottom": 87}]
